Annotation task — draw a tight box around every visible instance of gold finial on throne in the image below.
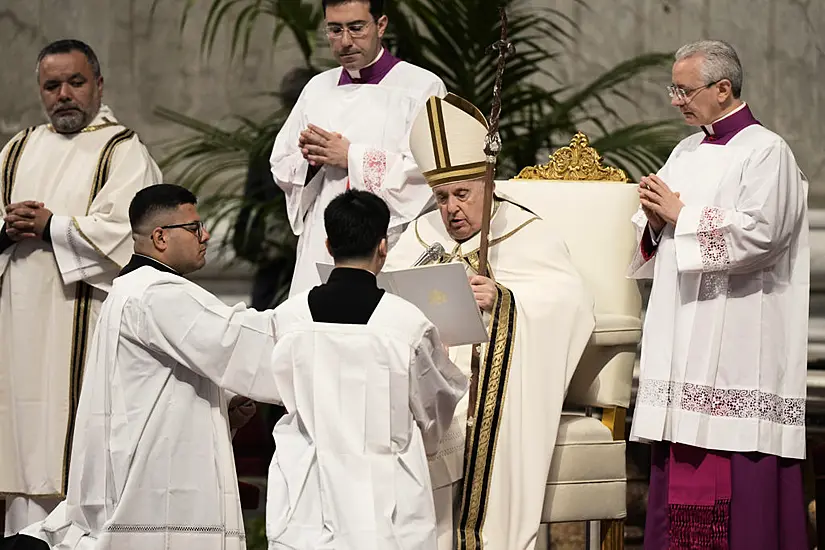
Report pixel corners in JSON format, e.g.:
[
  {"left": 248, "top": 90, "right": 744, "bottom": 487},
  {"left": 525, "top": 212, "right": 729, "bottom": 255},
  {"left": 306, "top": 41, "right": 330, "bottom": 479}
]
[{"left": 514, "top": 132, "right": 629, "bottom": 183}]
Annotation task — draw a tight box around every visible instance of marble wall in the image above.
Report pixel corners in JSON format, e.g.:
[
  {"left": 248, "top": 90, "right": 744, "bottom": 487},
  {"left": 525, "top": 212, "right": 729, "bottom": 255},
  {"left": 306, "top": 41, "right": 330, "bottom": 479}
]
[
  {"left": 1, "top": 0, "right": 822, "bottom": 202},
  {"left": 539, "top": 0, "right": 825, "bottom": 204}
]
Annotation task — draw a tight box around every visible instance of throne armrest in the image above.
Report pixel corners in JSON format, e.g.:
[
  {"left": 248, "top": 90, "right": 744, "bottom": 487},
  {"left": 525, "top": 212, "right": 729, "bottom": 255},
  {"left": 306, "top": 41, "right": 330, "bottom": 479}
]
[{"left": 589, "top": 314, "right": 642, "bottom": 347}]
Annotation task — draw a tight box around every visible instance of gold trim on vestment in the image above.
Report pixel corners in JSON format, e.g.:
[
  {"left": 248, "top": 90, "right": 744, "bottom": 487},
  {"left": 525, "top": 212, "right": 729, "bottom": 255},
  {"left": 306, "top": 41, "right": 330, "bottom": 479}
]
[
  {"left": 72, "top": 217, "right": 123, "bottom": 270},
  {"left": 2, "top": 127, "right": 35, "bottom": 206},
  {"left": 87, "top": 128, "right": 134, "bottom": 212},
  {"left": 455, "top": 285, "right": 517, "bottom": 550},
  {"left": 47, "top": 117, "right": 119, "bottom": 134},
  {"left": 60, "top": 127, "right": 134, "bottom": 495},
  {"left": 62, "top": 281, "right": 94, "bottom": 494}
]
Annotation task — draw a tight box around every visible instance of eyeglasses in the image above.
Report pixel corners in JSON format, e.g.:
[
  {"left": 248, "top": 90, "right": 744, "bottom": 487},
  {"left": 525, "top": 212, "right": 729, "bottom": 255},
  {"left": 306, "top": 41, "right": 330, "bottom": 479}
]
[
  {"left": 325, "top": 20, "right": 372, "bottom": 39},
  {"left": 160, "top": 220, "right": 205, "bottom": 241},
  {"left": 667, "top": 80, "right": 720, "bottom": 103}
]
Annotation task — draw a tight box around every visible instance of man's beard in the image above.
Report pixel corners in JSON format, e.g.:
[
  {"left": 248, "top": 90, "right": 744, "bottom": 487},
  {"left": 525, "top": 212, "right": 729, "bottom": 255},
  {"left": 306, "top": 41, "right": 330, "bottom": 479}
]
[{"left": 48, "top": 106, "right": 92, "bottom": 134}]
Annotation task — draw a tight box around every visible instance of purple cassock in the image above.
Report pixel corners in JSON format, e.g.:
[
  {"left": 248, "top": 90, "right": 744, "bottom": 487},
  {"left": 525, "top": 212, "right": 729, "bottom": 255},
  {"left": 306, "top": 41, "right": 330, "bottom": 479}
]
[
  {"left": 643, "top": 104, "right": 809, "bottom": 550},
  {"left": 337, "top": 49, "right": 402, "bottom": 86}
]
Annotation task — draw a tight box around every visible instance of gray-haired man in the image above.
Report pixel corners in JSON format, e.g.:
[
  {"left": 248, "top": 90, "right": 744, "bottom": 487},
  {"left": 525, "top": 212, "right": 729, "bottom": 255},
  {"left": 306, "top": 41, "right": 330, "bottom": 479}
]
[{"left": 629, "top": 39, "right": 809, "bottom": 549}]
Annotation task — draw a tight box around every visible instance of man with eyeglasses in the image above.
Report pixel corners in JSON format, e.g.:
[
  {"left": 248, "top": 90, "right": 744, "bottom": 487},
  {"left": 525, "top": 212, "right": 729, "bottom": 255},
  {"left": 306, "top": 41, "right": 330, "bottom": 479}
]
[
  {"left": 629, "top": 40, "right": 809, "bottom": 548},
  {"left": 10, "top": 184, "right": 283, "bottom": 550},
  {"left": 0, "top": 39, "right": 161, "bottom": 536},
  {"left": 270, "top": 0, "right": 446, "bottom": 297}
]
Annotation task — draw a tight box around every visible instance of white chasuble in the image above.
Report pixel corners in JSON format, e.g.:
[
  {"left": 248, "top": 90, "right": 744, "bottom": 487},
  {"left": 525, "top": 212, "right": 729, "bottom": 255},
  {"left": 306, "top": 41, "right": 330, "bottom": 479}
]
[
  {"left": 265, "top": 292, "right": 467, "bottom": 550},
  {"left": 22, "top": 263, "right": 280, "bottom": 549},
  {"left": 628, "top": 126, "right": 809, "bottom": 459},
  {"left": 0, "top": 106, "right": 161, "bottom": 499},
  {"left": 384, "top": 198, "right": 595, "bottom": 550},
  {"left": 270, "top": 64, "right": 446, "bottom": 297}
]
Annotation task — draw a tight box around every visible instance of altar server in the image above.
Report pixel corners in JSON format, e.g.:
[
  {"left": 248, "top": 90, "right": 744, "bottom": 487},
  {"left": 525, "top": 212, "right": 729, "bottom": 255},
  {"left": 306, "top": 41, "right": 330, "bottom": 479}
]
[{"left": 270, "top": 0, "right": 446, "bottom": 296}]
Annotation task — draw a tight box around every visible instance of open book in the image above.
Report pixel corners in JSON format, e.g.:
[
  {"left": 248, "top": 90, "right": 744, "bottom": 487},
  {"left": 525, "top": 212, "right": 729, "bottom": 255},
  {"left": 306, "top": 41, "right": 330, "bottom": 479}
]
[{"left": 316, "top": 262, "right": 488, "bottom": 347}]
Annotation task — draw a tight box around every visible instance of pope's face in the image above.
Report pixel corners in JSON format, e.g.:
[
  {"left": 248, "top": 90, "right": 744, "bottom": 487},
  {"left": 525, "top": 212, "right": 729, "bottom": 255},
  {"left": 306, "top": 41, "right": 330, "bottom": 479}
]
[
  {"left": 434, "top": 179, "right": 486, "bottom": 242},
  {"left": 325, "top": 1, "right": 387, "bottom": 71},
  {"left": 38, "top": 50, "right": 102, "bottom": 134},
  {"left": 670, "top": 55, "right": 726, "bottom": 126}
]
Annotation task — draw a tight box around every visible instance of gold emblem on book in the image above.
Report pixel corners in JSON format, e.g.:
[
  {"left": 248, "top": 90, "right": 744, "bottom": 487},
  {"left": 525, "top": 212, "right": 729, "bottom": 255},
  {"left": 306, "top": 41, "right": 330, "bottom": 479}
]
[
  {"left": 429, "top": 289, "right": 448, "bottom": 306},
  {"left": 514, "top": 132, "right": 629, "bottom": 182}
]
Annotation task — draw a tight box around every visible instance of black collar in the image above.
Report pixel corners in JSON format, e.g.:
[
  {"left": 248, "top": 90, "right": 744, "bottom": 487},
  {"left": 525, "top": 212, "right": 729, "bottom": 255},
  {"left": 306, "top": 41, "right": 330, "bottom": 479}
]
[
  {"left": 118, "top": 254, "right": 180, "bottom": 277},
  {"left": 326, "top": 267, "right": 378, "bottom": 288}
]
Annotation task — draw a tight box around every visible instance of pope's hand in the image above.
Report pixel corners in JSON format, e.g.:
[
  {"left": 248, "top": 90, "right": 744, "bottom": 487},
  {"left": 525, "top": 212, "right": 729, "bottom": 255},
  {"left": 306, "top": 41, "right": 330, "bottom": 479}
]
[
  {"left": 300, "top": 124, "right": 350, "bottom": 169},
  {"left": 228, "top": 396, "right": 257, "bottom": 431},
  {"left": 469, "top": 275, "right": 497, "bottom": 313}
]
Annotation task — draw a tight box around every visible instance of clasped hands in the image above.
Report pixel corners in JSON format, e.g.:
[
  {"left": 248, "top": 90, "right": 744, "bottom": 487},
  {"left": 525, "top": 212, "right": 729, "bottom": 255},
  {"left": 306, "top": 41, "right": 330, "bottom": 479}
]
[
  {"left": 299, "top": 124, "right": 350, "bottom": 169},
  {"left": 638, "top": 174, "right": 683, "bottom": 232},
  {"left": 4, "top": 200, "right": 52, "bottom": 241}
]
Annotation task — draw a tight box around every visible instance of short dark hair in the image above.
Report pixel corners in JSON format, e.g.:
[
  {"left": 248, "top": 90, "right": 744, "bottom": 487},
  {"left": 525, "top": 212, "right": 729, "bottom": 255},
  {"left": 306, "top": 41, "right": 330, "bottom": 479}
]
[
  {"left": 36, "top": 39, "right": 102, "bottom": 79},
  {"left": 129, "top": 184, "right": 198, "bottom": 233},
  {"left": 324, "top": 190, "right": 389, "bottom": 261},
  {"left": 322, "top": 0, "right": 384, "bottom": 20}
]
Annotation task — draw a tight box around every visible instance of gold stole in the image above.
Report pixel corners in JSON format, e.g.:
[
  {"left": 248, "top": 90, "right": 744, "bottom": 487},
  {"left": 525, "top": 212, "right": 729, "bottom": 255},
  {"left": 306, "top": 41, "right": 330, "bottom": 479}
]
[{"left": 455, "top": 252, "right": 518, "bottom": 550}]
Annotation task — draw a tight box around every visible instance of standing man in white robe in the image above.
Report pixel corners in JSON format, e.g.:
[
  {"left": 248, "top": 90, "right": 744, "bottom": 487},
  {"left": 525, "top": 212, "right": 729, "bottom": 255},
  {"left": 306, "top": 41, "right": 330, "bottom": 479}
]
[
  {"left": 0, "top": 39, "right": 161, "bottom": 535},
  {"left": 630, "top": 40, "right": 809, "bottom": 549},
  {"left": 270, "top": 0, "right": 446, "bottom": 296},
  {"left": 266, "top": 189, "right": 467, "bottom": 549},
  {"left": 385, "top": 94, "right": 596, "bottom": 550},
  {"left": 16, "top": 184, "right": 279, "bottom": 550}
]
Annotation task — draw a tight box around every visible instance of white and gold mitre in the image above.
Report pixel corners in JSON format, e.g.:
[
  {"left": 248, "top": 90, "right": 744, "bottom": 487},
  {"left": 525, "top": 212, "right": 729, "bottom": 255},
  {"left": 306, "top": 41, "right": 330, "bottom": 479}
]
[{"left": 410, "top": 93, "right": 489, "bottom": 188}]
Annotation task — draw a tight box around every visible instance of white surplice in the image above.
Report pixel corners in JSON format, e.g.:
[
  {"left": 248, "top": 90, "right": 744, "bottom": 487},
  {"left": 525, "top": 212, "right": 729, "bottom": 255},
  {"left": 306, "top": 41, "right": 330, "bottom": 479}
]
[
  {"left": 628, "top": 125, "right": 809, "bottom": 459},
  {"left": 384, "top": 197, "right": 595, "bottom": 550},
  {"left": 20, "top": 261, "right": 281, "bottom": 549},
  {"left": 265, "top": 291, "right": 467, "bottom": 550},
  {"left": 269, "top": 58, "right": 446, "bottom": 297},
  {"left": 0, "top": 106, "right": 160, "bottom": 531}
]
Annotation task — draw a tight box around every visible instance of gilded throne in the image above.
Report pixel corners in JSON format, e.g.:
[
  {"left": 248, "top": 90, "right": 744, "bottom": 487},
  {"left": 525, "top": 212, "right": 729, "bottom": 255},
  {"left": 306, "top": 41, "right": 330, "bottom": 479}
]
[{"left": 497, "top": 133, "right": 642, "bottom": 550}]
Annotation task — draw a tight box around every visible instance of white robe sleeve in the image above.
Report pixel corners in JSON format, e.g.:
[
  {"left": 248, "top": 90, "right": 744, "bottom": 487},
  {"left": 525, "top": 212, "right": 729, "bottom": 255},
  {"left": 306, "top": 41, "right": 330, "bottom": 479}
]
[
  {"left": 627, "top": 207, "right": 656, "bottom": 279},
  {"left": 270, "top": 90, "right": 324, "bottom": 236},
  {"left": 51, "top": 136, "right": 161, "bottom": 290},
  {"left": 409, "top": 325, "right": 468, "bottom": 457},
  {"left": 346, "top": 79, "right": 447, "bottom": 232},
  {"left": 137, "top": 281, "right": 282, "bottom": 404},
  {"left": 673, "top": 141, "right": 806, "bottom": 274}
]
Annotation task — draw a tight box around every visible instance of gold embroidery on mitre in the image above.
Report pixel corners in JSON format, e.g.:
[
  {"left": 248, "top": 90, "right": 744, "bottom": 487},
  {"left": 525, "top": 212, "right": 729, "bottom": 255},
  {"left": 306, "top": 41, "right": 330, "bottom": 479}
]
[
  {"left": 514, "top": 132, "right": 629, "bottom": 182},
  {"left": 424, "top": 161, "right": 489, "bottom": 188},
  {"left": 427, "top": 97, "right": 450, "bottom": 170}
]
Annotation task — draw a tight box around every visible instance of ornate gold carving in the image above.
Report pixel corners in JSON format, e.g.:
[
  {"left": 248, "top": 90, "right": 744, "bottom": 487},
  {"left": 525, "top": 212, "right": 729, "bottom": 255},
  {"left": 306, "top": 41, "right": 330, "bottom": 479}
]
[{"left": 514, "top": 132, "right": 629, "bottom": 183}]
